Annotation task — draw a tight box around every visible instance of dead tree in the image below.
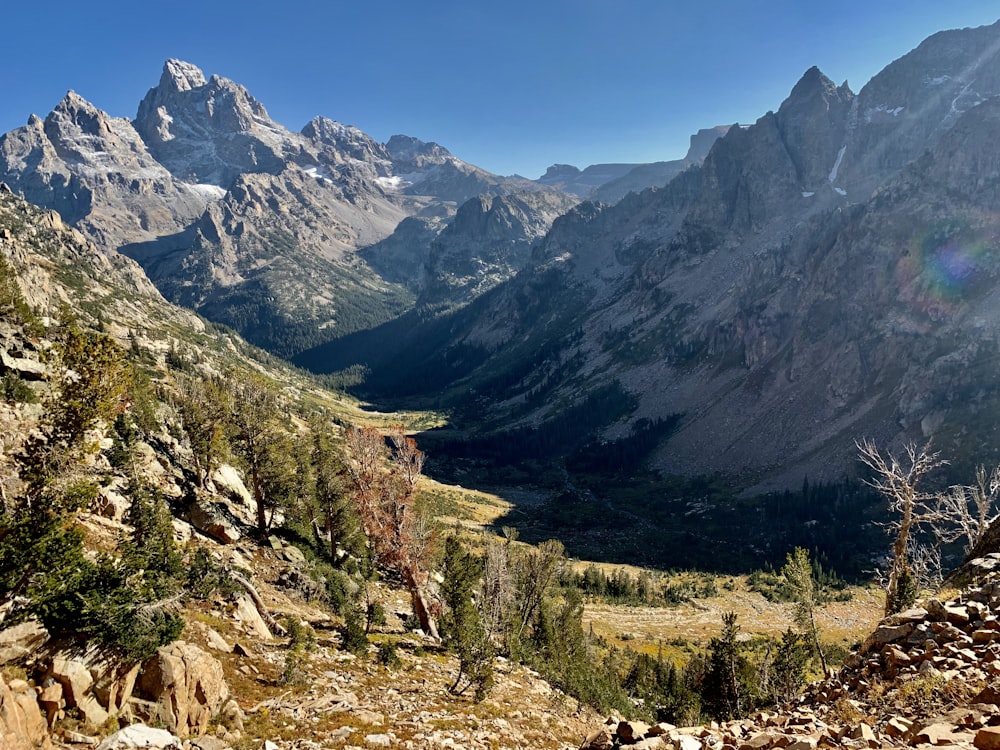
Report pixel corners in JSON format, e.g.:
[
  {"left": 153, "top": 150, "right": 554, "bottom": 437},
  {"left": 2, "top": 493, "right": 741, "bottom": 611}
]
[
  {"left": 345, "top": 425, "right": 439, "bottom": 639},
  {"left": 857, "top": 439, "right": 948, "bottom": 616}
]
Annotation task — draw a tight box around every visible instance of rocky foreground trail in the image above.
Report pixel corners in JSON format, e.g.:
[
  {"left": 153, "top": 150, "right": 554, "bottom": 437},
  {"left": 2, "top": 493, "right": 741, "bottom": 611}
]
[
  {"left": 9, "top": 553, "right": 1000, "bottom": 749},
  {"left": 582, "top": 556, "right": 1000, "bottom": 750}
]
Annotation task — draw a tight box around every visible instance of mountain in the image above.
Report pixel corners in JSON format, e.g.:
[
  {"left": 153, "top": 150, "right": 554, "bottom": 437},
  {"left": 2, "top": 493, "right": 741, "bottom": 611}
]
[
  {"left": 590, "top": 126, "right": 731, "bottom": 204},
  {"left": 535, "top": 162, "right": 638, "bottom": 198},
  {"left": 362, "top": 188, "right": 580, "bottom": 309},
  {"left": 306, "top": 20, "right": 1000, "bottom": 490},
  {"left": 0, "top": 60, "right": 554, "bottom": 357},
  {"left": 534, "top": 126, "right": 729, "bottom": 203}
]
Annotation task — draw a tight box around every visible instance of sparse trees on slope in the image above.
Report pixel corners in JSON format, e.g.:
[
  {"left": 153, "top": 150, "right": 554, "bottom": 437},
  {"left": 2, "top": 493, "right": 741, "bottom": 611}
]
[
  {"left": 702, "top": 611, "right": 752, "bottom": 721},
  {"left": 175, "top": 376, "right": 230, "bottom": 489},
  {"left": 857, "top": 440, "right": 1000, "bottom": 615},
  {"left": 310, "top": 424, "right": 366, "bottom": 565}
]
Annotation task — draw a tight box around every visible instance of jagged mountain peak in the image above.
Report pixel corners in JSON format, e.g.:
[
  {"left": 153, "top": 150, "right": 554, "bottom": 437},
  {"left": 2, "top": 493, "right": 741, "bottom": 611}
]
[
  {"left": 44, "top": 91, "right": 120, "bottom": 145},
  {"left": 161, "top": 58, "right": 207, "bottom": 92},
  {"left": 47, "top": 90, "right": 112, "bottom": 138},
  {"left": 134, "top": 59, "right": 290, "bottom": 186},
  {"left": 385, "top": 134, "right": 453, "bottom": 165},
  {"left": 302, "top": 115, "right": 362, "bottom": 141},
  {"left": 54, "top": 89, "right": 100, "bottom": 115},
  {"left": 781, "top": 66, "right": 854, "bottom": 112}
]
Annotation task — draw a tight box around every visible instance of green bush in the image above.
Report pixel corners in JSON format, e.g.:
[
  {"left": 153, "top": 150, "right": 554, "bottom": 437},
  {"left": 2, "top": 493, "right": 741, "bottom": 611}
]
[
  {"left": 378, "top": 641, "right": 401, "bottom": 669},
  {"left": 1, "top": 372, "right": 37, "bottom": 403},
  {"left": 341, "top": 605, "right": 369, "bottom": 656}
]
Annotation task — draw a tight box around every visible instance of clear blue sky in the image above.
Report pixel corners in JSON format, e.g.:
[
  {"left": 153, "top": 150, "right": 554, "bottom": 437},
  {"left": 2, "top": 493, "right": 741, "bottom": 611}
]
[{"left": 2, "top": 2, "right": 998, "bottom": 178}]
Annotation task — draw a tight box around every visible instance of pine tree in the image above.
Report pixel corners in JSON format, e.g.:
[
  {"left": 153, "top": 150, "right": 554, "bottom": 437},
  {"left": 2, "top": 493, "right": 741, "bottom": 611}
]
[
  {"left": 702, "top": 612, "right": 750, "bottom": 720},
  {"left": 781, "top": 547, "right": 827, "bottom": 674},
  {"left": 441, "top": 536, "right": 494, "bottom": 700}
]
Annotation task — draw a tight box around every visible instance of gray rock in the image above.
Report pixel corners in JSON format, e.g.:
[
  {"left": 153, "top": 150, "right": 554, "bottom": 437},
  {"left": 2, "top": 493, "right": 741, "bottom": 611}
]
[
  {"left": 96, "top": 723, "right": 183, "bottom": 749},
  {"left": 0, "top": 621, "right": 48, "bottom": 665}
]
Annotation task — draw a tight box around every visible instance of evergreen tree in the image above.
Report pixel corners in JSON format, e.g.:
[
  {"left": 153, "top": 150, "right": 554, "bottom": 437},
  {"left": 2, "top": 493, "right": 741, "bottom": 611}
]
[
  {"left": 781, "top": 547, "right": 827, "bottom": 673},
  {"left": 702, "top": 612, "right": 751, "bottom": 720},
  {"left": 440, "top": 536, "right": 494, "bottom": 700},
  {"left": 771, "top": 629, "right": 808, "bottom": 703}
]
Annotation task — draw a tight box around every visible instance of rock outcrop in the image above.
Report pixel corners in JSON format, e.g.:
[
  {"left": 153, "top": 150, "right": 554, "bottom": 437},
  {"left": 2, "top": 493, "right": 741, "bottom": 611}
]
[
  {"left": 0, "top": 673, "right": 49, "bottom": 750},
  {"left": 134, "top": 641, "right": 230, "bottom": 737}
]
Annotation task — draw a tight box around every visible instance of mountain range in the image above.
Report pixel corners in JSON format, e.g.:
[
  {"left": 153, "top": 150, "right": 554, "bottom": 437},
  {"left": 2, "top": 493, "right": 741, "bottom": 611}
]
[{"left": 4, "top": 20, "right": 1000, "bottom": 491}]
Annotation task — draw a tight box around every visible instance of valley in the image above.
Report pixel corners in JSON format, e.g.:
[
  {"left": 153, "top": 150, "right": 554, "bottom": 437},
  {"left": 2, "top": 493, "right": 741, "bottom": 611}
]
[{"left": 3, "top": 12, "right": 1000, "bottom": 750}]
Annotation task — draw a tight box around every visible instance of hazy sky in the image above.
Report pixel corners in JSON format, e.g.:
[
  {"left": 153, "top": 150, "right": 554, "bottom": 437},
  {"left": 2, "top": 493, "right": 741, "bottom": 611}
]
[{"left": 2, "top": 2, "right": 998, "bottom": 178}]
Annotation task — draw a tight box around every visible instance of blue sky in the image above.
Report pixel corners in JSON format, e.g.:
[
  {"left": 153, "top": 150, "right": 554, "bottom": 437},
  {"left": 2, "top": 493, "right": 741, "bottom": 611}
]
[{"left": 2, "top": 2, "right": 998, "bottom": 178}]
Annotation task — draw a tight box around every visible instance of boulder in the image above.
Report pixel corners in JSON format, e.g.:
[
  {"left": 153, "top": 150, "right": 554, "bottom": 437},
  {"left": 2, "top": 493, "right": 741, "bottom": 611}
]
[
  {"left": 204, "top": 628, "right": 231, "bottom": 653},
  {"left": 136, "top": 641, "right": 229, "bottom": 737},
  {"left": 976, "top": 727, "right": 1000, "bottom": 750},
  {"left": 0, "top": 350, "right": 46, "bottom": 381},
  {"left": 580, "top": 727, "right": 615, "bottom": 750},
  {"left": 47, "top": 650, "right": 109, "bottom": 726},
  {"left": 234, "top": 594, "right": 272, "bottom": 640},
  {"left": 0, "top": 672, "right": 50, "bottom": 749},
  {"left": 37, "top": 680, "right": 63, "bottom": 729},
  {"left": 0, "top": 620, "right": 49, "bottom": 665},
  {"left": 187, "top": 498, "right": 241, "bottom": 544},
  {"left": 618, "top": 719, "right": 651, "bottom": 743},
  {"left": 95, "top": 723, "right": 183, "bottom": 749}
]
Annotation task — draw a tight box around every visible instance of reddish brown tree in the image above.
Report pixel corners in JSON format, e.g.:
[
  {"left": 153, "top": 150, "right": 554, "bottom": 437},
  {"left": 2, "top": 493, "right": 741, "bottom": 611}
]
[{"left": 345, "top": 425, "right": 438, "bottom": 639}]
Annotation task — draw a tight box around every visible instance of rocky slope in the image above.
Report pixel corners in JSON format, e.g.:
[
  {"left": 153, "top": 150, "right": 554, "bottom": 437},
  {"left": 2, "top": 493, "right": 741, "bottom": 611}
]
[
  {"left": 312, "top": 19, "right": 1000, "bottom": 490},
  {"left": 362, "top": 188, "right": 580, "bottom": 309},
  {"left": 581, "top": 563, "right": 1000, "bottom": 750}
]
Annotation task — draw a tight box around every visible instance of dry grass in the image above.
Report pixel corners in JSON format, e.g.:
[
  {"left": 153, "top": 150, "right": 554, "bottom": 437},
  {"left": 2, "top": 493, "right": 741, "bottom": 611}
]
[{"left": 583, "top": 578, "right": 882, "bottom": 658}]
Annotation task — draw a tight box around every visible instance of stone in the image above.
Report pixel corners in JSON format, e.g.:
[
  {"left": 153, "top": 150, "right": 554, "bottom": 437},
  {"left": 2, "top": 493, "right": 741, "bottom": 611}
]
[
  {"left": 846, "top": 723, "right": 877, "bottom": 747},
  {"left": 863, "top": 623, "right": 914, "bottom": 651},
  {"left": 0, "top": 350, "right": 46, "bottom": 381},
  {"left": 975, "top": 684, "right": 1000, "bottom": 705},
  {"left": 47, "top": 650, "right": 110, "bottom": 726},
  {"left": 580, "top": 728, "right": 615, "bottom": 750},
  {"left": 976, "top": 727, "right": 1000, "bottom": 750},
  {"left": 0, "top": 672, "right": 50, "bottom": 750},
  {"left": 187, "top": 498, "right": 241, "bottom": 544},
  {"left": 219, "top": 698, "right": 244, "bottom": 732},
  {"left": 95, "top": 724, "right": 183, "bottom": 749},
  {"left": 676, "top": 735, "right": 704, "bottom": 750},
  {"left": 234, "top": 594, "right": 272, "bottom": 640},
  {"left": 364, "top": 734, "right": 392, "bottom": 748},
  {"left": 92, "top": 661, "right": 142, "bottom": 717},
  {"left": 0, "top": 621, "right": 49, "bottom": 665},
  {"left": 233, "top": 642, "right": 254, "bottom": 657},
  {"left": 618, "top": 719, "right": 652, "bottom": 743},
  {"left": 916, "top": 722, "right": 959, "bottom": 745},
  {"left": 891, "top": 607, "right": 930, "bottom": 623},
  {"left": 205, "top": 628, "right": 232, "bottom": 653},
  {"left": 135, "top": 641, "right": 229, "bottom": 737},
  {"left": 885, "top": 717, "right": 914, "bottom": 739},
  {"left": 648, "top": 723, "right": 676, "bottom": 736},
  {"left": 190, "top": 737, "right": 231, "bottom": 750},
  {"left": 38, "top": 680, "right": 63, "bottom": 729}
]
